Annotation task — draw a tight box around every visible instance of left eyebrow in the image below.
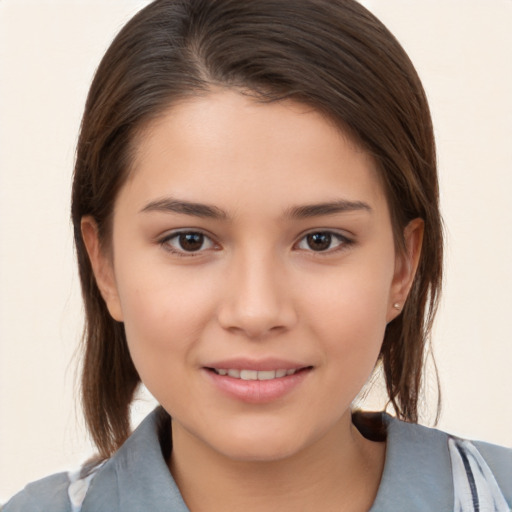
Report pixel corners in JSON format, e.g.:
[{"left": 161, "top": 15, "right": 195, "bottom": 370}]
[{"left": 284, "top": 199, "right": 372, "bottom": 219}]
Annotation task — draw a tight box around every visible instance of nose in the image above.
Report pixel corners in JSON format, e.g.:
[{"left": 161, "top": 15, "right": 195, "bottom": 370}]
[{"left": 216, "top": 251, "right": 298, "bottom": 339}]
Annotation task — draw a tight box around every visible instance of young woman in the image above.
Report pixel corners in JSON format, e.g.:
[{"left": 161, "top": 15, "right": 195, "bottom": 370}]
[{"left": 4, "top": 1, "right": 511, "bottom": 511}]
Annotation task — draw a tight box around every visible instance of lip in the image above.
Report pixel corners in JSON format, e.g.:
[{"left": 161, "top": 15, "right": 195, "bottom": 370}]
[
  {"left": 202, "top": 358, "right": 313, "bottom": 404},
  {"left": 203, "top": 357, "right": 308, "bottom": 372}
]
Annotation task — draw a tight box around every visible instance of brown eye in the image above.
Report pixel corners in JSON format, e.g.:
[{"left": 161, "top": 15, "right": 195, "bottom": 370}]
[
  {"left": 178, "top": 232, "right": 205, "bottom": 251},
  {"left": 161, "top": 231, "right": 216, "bottom": 255},
  {"left": 296, "top": 231, "right": 351, "bottom": 253},
  {"left": 306, "top": 232, "right": 332, "bottom": 251}
]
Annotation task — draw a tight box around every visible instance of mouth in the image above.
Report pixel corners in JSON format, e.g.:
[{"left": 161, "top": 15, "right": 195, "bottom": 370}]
[
  {"left": 203, "top": 364, "right": 312, "bottom": 403},
  {"left": 206, "top": 367, "right": 312, "bottom": 381}
]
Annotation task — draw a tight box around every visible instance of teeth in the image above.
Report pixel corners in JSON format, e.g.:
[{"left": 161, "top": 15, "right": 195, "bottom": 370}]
[
  {"left": 240, "top": 370, "right": 258, "bottom": 380},
  {"left": 257, "top": 370, "right": 276, "bottom": 381},
  {"left": 214, "top": 368, "right": 299, "bottom": 380}
]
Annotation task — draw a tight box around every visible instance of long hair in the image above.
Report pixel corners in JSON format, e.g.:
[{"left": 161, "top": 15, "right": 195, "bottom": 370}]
[{"left": 71, "top": 0, "right": 442, "bottom": 458}]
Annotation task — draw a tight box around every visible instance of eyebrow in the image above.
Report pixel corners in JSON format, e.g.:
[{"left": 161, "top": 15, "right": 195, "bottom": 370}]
[
  {"left": 140, "top": 197, "right": 372, "bottom": 220},
  {"left": 140, "top": 198, "right": 228, "bottom": 219},
  {"left": 284, "top": 199, "right": 372, "bottom": 219}
]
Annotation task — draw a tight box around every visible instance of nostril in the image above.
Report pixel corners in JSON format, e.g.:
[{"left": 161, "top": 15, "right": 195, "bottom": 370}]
[{"left": 217, "top": 304, "right": 298, "bottom": 339}]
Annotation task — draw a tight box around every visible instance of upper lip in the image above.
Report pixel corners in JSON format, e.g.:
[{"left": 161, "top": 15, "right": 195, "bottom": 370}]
[{"left": 203, "top": 358, "right": 311, "bottom": 371}]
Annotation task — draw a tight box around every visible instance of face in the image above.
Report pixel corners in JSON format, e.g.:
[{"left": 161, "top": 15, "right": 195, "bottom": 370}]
[{"left": 84, "top": 90, "right": 421, "bottom": 462}]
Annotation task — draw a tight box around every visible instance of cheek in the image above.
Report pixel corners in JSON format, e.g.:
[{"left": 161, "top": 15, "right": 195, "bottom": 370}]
[
  {"left": 300, "top": 253, "right": 394, "bottom": 370},
  {"left": 114, "top": 264, "right": 220, "bottom": 379},
  {"left": 306, "top": 288, "right": 387, "bottom": 412}
]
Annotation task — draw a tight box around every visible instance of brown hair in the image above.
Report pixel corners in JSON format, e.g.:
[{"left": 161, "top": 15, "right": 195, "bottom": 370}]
[{"left": 72, "top": 0, "right": 442, "bottom": 459}]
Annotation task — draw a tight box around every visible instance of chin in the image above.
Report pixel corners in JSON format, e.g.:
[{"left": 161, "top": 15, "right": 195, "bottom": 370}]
[
  {"left": 215, "top": 435, "right": 305, "bottom": 463},
  {"left": 201, "top": 418, "right": 319, "bottom": 463}
]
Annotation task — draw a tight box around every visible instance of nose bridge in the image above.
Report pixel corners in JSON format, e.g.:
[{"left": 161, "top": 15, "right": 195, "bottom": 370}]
[{"left": 217, "top": 244, "right": 296, "bottom": 338}]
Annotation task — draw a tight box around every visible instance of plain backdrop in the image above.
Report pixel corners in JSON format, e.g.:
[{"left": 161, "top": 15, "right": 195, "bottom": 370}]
[{"left": 1, "top": 0, "right": 511, "bottom": 502}]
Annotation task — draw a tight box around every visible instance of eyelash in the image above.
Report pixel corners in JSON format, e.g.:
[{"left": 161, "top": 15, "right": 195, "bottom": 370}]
[{"left": 158, "top": 230, "right": 354, "bottom": 257}]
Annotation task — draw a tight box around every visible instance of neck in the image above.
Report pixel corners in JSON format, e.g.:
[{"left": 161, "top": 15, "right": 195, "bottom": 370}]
[{"left": 168, "top": 414, "right": 385, "bottom": 512}]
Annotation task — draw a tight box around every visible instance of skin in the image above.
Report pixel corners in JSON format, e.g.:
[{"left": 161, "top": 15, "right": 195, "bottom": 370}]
[{"left": 83, "top": 90, "right": 423, "bottom": 511}]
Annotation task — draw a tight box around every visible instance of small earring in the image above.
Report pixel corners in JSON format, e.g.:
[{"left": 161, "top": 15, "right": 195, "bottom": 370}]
[{"left": 393, "top": 303, "right": 401, "bottom": 310}]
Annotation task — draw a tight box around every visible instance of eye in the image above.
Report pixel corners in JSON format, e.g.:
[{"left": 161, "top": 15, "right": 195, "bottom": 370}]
[
  {"left": 160, "top": 231, "right": 217, "bottom": 255},
  {"left": 296, "top": 231, "right": 351, "bottom": 253}
]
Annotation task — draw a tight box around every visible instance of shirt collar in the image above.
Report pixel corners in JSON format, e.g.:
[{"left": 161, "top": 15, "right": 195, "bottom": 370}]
[{"left": 83, "top": 408, "right": 453, "bottom": 511}]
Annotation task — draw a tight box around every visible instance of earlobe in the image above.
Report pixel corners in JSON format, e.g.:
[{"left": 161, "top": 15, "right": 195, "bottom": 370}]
[
  {"left": 388, "top": 218, "right": 424, "bottom": 322},
  {"left": 81, "top": 216, "right": 124, "bottom": 322}
]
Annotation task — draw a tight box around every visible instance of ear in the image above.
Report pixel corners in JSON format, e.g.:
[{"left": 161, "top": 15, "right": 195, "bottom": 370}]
[
  {"left": 81, "top": 216, "right": 124, "bottom": 322},
  {"left": 387, "top": 218, "right": 424, "bottom": 322}
]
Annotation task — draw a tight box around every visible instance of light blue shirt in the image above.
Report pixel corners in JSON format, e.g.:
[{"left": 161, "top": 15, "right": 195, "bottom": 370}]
[{"left": 4, "top": 408, "right": 512, "bottom": 511}]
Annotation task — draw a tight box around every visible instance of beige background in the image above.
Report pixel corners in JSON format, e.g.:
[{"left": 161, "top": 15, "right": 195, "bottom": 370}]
[{"left": 1, "top": 0, "right": 511, "bottom": 502}]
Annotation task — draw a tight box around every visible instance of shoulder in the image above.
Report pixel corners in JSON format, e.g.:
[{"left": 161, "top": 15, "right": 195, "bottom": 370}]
[
  {"left": 3, "top": 409, "right": 187, "bottom": 512},
  {"left": 2, "top": 461, "right": 110, "bottom": 512},
  {"left": 379, "top": 415, "right": 512, "bottom": 510},
  {"left": 2, "top": 472, "right": 72, "bottom": 512},
  {"left": 393, "top": 419, "right": 512, "bottom": 492},
  {"left": 471, "top": 438, "right": 512, "bottom": 501}
]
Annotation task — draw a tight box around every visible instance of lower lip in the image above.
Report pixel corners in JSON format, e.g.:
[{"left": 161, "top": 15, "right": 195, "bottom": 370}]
[{"left": 203, "top": 368, "right": 311, "bottom": 404}]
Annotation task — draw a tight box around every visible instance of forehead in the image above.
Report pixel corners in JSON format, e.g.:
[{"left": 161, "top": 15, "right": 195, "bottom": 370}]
[{"left": 121, "top": 90, "right": 387, "bottom": 217}]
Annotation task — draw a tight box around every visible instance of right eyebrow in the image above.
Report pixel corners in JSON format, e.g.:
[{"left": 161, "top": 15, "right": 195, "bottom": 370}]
[{"left": 139, "top": 197, "right": 228, "bottom": 220}]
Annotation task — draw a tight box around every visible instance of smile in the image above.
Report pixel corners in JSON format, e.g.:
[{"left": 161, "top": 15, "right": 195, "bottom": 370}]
[
  {"left": 205, "top": 365, "right": 312, "bottom": 403},
  {"left": 212, "top": 368, "right": 299, "bottom": 380}
]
